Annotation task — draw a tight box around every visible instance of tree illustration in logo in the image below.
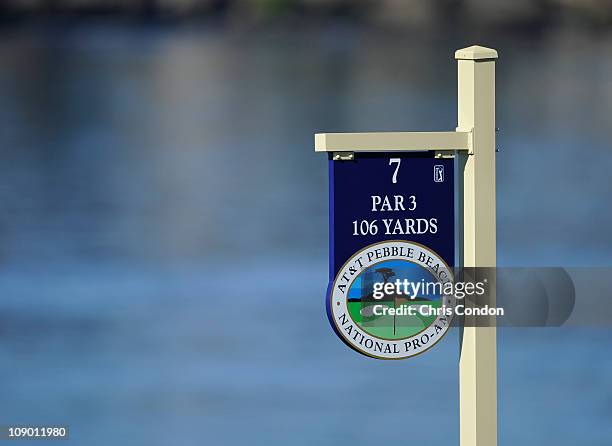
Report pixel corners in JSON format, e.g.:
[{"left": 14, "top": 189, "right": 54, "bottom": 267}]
[{"left": 375, "top": 267, "right": 395, "bottom": 285}]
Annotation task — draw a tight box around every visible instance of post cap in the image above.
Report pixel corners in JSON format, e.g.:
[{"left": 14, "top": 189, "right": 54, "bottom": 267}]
[{"left": 455, "top": 45, "right": 498, "bottom": 61}]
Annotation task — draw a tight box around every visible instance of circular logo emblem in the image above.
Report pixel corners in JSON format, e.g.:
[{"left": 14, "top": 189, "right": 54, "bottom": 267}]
[{"left": 328, "top": 240, "right": 455, "bottom": 359}]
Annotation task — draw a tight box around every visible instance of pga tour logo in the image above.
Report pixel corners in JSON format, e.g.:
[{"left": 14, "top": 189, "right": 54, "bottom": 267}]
[
  {"left": 434, "top": 165, "right": 444, "bottom": 183},
  {"left": 328, "top": 240, "right": 455, "bottom": 360}
]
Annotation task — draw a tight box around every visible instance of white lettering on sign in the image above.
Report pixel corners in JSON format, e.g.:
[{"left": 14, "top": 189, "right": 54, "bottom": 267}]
[
  {"left": 389, "top": 158, "right": 401, "bottom": 183},
  {"left": 353, "top": 194, "right": 435, "bottom": 236},
  {"left": 371, "top": 195, "right": 413, "bottom": 211}
]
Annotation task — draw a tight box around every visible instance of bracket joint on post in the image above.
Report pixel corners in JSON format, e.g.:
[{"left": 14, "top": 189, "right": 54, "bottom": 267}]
[{"left": 456, "top": 127, "right": 475, "bottom": 155}]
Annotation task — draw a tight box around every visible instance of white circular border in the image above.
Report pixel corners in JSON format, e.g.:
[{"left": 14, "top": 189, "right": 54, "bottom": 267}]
[{"left": 330, "top": 240, "right": 455, "bottom": 360}]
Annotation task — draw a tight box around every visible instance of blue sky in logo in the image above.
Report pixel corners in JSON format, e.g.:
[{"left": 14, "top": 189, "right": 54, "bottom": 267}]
[{"left": 348, "top": 259, "right": 440, "bottom": 301}]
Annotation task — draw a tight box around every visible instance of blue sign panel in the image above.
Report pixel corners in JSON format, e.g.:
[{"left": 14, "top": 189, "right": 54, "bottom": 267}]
[
  {"left": 326, "top": 153, "right": 456, "bottom": 359},
  {"left": 329, "top": 153, "right": 455, "bottom": 278}
]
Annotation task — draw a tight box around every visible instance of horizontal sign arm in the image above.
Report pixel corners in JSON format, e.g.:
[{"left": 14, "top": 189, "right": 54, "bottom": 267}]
[{"left": 315, "top": 131, "right": 471, "bottom": 152}]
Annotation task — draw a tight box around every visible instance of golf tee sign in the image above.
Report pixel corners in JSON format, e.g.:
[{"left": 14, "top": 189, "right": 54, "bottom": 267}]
[
  {"left": 315, "top": 46, "right": 498, "bottom": 446},
  {"left": 328, "top": 156, "right": 456, "bottom": 359}
]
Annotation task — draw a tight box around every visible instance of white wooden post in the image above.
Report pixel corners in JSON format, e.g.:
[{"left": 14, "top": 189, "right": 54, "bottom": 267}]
[
  {"left": 314, "top": 44, "right": 499, "bottom": 446},
  {"left": 456, "top": 45, "right": 498, "bottom": 446}
]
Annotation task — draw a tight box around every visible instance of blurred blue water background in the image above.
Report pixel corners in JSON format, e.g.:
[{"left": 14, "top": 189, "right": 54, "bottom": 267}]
[{"left": 1, "top": 23, "right": 612, "bottom": 445}]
